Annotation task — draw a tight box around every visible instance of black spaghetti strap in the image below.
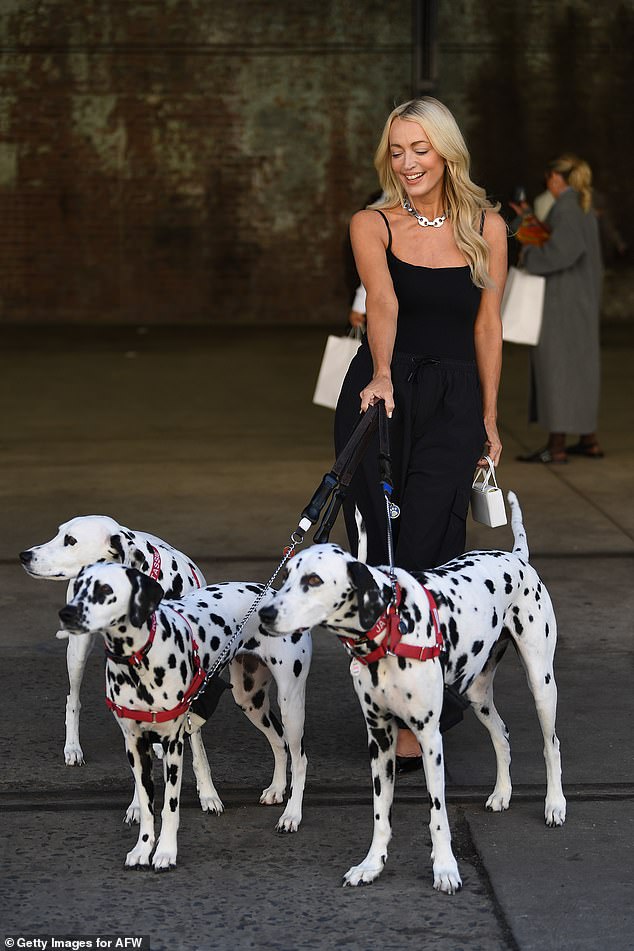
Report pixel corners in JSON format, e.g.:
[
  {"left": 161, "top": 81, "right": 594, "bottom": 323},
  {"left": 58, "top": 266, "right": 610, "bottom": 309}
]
[
  {"left": 479, "top": 210, "right": 486, "bottom": 235},
  {"left": 374, "top": 209, "right": 392, "bottom": 251}
]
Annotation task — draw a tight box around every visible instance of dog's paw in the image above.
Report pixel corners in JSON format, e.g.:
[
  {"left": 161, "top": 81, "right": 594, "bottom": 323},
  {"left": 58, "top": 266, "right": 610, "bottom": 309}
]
[
  {"left": 260, "top": 784, "right": 286, "bottom": 806},
  {"left": 199, "top": 793, "right": 224, "bottom": 815},
  {"left": 124, "top": 803, "right": 140, "bottom": 825},
  {"left": 276, "top": 808, "right": 301, "bottom": 833},
  {"left": 433, "top": 863, "right": 462, "bottom": 895},
  {"left": 545, "top": 797, "right": 566, "bottom": 827},
  {"left": 342, "top": 862, "right": 383, "bottom": 887},
  {"left": 125, "top": 845, "right": 153, "bottom": 868},
  {"left": 485, "top": 788, "right": 511, "bottom": 812},
  {"left": 64, "top": 745, "right": 85, "bottom": 766},
  {"left": 153, "top": 849, "right": 177, "bottom": 871}
]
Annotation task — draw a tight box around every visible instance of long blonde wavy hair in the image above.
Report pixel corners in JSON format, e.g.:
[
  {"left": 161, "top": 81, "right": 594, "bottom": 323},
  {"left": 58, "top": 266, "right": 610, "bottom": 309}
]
[
  {"left": 547, "top": 154, "right": 593, "bottom": 212},
  {"left": 370, "top": 97, "right": 499, "bottom": 288}
]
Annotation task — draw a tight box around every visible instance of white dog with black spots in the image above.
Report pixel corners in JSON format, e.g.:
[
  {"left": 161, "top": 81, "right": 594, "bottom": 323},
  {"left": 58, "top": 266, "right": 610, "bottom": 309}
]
[
  {"left": 58, "top": 562, "right": 312, "bottom": 869},
  {"left": 258, "top": 492, "right": 566, "bottom": 893},
  {"left": 20, "top": 516, "right": 206, "bottom": 769}
]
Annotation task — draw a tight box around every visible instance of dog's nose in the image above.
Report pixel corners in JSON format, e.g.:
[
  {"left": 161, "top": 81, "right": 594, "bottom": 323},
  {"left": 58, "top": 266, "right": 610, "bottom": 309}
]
[
  {"left": 19, "top": 550, "right": 33, "bottom": 565},
  {"left": 259, "top": 604, "right": 278, "bottom": 626},
  {"left": 58, "top": 604, "right": 79, "bottom": 626}
]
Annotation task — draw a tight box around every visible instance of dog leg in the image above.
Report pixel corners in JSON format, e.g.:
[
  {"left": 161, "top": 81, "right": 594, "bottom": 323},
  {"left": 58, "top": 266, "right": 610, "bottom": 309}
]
[
  {"left": 416, "top": 720, "right": 462, "bottom": 894},
  {"left": 64, "top": 631, "right": 94, "bottom": 765},
  {"left": 343, "top": 707, "right": 397, "bottom": 886},
  {"left": 275, "top": 674, "right": 309, "bottom": 833},
  {"left": 230, "top": 656, "right": 288, "bottom": 806},
  {"left": 514, "top": 603, "right": 566, "bottom": 826},
  {"left": 123, "top": 731, "right": 155, "bottom": 868},
  {"left": 153, "top": 729, "right": 185, "bottom": 870},
  {"left": 188, "top": 730, "right": 224, "bottom": 815},
  {"left": 465, "top": 643, "right": 513, "bottom": 813}
]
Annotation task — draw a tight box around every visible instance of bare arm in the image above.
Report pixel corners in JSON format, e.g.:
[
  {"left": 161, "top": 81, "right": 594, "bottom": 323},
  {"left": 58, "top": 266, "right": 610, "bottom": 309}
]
[
  {"left": 473, "top": 211, "right": 507, "bottom": 467},
  {"left": 349, "top": 210, "right": 398, "bottom": 416}
]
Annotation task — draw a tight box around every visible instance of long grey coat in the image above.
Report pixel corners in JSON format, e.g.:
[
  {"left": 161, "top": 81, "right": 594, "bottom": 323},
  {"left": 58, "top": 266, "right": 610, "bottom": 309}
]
[{"left": 523, "top": 189, "right": 602, "bottom": 433}]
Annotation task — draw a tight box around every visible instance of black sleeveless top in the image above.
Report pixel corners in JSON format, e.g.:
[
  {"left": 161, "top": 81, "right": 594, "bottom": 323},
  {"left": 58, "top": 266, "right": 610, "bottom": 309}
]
[{"left": 376, "top": 209, "right": 483, "bottom": 362}]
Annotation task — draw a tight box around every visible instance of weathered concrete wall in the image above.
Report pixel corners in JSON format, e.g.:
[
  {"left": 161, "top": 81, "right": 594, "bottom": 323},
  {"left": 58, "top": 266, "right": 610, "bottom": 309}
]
[
  {"left": 0, "top": 1, "right": 411, "bottom": 324},
  {"left": 435, "top": 0, "right": 634, "bottom": 319},
  {"left": 437, "top": 1, "right": 632, "bottom": 207},
  {"left": 1, "top": 1, "right": 632, "bottom": 324}
]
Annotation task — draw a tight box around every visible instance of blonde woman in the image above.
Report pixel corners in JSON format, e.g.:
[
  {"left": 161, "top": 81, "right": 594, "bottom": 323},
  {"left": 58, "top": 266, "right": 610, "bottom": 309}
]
[
  {"left": 334, "top": 97, "right": 507, "bottom": 768},
  {"left": 514, "top": 155, "right": 603, "bottom": 463}
]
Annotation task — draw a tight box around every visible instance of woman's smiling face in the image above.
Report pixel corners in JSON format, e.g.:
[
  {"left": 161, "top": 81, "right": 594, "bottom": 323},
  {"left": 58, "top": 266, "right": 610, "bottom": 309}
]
[{"left": 389, "top": 117, "right": 445, "bottom": 203}]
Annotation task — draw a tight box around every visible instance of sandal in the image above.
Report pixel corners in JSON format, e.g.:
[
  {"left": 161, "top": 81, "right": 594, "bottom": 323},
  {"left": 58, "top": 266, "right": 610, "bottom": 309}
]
[
  {"left": 566, "top": 442, "right": 605, "bottom": 458},
  {"left": 516, "top": 448, "right": 568, "bottom": 465}
]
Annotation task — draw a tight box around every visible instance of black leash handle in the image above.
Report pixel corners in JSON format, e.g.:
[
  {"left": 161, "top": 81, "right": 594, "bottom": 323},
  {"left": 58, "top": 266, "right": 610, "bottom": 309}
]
[
  {"left": 377, "top": 400, "right": 394, "bottom": 495},
  {"left": 296, "top": 402, "right": 382, "bottom": 538},
  {"left": 309, "top": 401, "right": 395, "bottom": 545}
]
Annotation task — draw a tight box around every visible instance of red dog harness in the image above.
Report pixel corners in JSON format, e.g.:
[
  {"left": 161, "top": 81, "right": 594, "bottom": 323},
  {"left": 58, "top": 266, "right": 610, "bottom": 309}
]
[
  {"left": 338, "top": 582, "right": 444, "bottom": 666},
  {"left": 105, "top": 607, "right": 207, "bottom": 724}
]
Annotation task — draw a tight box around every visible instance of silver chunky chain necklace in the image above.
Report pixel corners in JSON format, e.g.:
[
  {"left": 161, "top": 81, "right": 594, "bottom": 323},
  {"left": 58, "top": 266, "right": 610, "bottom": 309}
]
[{"left": 402, "top": 197, "right": 447, "bottom": 228}]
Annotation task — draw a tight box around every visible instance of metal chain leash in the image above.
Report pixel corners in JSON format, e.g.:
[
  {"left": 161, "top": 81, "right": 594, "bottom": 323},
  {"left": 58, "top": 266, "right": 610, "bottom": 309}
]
[{"left": 189, "top": 529, "right": 305, "bottom": 701}]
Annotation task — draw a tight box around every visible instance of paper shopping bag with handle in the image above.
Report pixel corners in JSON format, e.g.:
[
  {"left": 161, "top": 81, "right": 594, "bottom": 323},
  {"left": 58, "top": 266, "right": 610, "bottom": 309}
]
[{"left": 312, "top": 330, "right": 362, "bottom": 410}]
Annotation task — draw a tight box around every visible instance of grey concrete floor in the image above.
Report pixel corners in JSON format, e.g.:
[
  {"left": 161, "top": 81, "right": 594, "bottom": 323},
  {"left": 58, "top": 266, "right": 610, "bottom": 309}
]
[{"left": 0, "top": 323, "right": 633, "bottom": 951}]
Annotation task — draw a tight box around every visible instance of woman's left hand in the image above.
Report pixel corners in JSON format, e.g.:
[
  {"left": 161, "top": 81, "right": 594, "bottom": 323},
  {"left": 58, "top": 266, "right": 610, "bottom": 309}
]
[{"left": 478, "top": 419, "right": 502, "bottom": 467}]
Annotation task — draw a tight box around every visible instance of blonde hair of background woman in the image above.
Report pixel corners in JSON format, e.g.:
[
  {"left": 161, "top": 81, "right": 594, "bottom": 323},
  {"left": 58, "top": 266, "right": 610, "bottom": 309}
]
[
  {"left": 370, "top": 97, "right": 500, "bottom": 289},
  {"left": 548, "top": 154, "right": 593, "bottom": 213}
]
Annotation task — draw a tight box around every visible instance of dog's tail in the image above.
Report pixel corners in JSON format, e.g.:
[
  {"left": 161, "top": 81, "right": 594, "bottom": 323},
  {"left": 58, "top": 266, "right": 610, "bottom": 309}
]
[
  {"left": 507, "top": 491, "right": 529, "bottom": 560},
  {"left": 355, "top": 505, "right": 368, "bottom": 564}
]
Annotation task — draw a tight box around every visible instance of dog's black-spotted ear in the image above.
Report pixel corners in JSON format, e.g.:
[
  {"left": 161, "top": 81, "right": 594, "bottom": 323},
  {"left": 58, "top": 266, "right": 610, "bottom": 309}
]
[
  {"left": 126, "top": 567, "right": 164, "bottom": 628},
  {"left": 108, "top": 533, "right": 126, "bottom": 563},
  {"left": 347, "top": 561, "right": 389, "bottom": 630}
]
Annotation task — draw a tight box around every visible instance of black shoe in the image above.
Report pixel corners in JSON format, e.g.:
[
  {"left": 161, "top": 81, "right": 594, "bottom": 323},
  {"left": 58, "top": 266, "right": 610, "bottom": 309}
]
[
  {"left": 185, "top": 675, "right": 232, "bottom": 733},
  {"left": 439, "top": 685, "right": 470, "bottom": 734},
  {"left": 396, "top": 755, "right": 423, "bottom": 774}
]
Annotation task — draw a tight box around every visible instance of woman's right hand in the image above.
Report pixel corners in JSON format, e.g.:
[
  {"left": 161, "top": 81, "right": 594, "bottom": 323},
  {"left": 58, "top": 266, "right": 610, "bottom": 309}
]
[{"left": 360, "top": 372, "right": 394, "bottom": 417}]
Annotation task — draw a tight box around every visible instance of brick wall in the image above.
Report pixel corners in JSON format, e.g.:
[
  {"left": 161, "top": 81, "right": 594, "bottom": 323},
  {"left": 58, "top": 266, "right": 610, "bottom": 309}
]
[
  {"left": 1, "top": 1, "right": 632, "bottom": 325},
  {"left": 0, "top": 1, "right": 412, "bottom": 324}
]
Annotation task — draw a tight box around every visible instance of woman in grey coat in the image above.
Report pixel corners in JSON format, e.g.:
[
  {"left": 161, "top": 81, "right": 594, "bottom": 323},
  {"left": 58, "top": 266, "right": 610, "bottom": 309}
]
[{"left": 514, "top": 155, "right": 603, "bottom": 463}]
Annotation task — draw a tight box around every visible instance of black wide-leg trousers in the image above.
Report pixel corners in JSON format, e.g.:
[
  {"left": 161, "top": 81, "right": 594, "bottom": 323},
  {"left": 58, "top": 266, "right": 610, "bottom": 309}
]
[{"left": 334, "top": 342, "right": 487, "bottom": 571}]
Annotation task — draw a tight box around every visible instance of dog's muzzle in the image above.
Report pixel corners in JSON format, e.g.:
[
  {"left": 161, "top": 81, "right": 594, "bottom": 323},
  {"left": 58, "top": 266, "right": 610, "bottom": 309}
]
[
  {"left": 258, "top": 604, "right": 278, "bottom": 630},
  {"left": 58, "top": 603, "right": 82, "bottom": 631}
]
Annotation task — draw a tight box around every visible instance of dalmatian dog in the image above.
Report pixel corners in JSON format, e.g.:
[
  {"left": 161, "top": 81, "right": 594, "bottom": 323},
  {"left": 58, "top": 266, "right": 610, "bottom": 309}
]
[
  {"left": 258, "top": 492, "right": 566, "bottom": 893},
  {"left": 20, "top": 516, "right": 207, "bottom": 770},
  {"left": 58, "top": 562, "right": 312, "bottom": 869}
]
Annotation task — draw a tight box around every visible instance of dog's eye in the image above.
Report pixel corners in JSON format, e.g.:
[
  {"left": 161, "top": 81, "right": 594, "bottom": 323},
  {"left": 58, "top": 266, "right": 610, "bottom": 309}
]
[
  {"left": 302, "top": 574, "right": 323, "bottom": 588},
  {"left": 64, "top": 535, "right": 77, "bottom": 547},
  {"left": 93, "top": 582, "right": 113, "bottom": 602}
]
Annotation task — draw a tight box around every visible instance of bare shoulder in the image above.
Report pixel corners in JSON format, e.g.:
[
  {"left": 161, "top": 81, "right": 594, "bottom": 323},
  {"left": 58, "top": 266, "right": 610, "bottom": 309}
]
[
  {"left": 350, "top": 208, "right": 389, "bottom": 246},
  {"left": 482, "top": 210, "right": 508, "bottom": 245}
]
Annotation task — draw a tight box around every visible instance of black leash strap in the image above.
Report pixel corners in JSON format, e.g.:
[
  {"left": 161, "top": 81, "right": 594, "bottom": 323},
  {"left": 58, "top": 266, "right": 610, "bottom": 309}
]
[{"left": 301, "top": 401, "right": 395, "bottom": 545}]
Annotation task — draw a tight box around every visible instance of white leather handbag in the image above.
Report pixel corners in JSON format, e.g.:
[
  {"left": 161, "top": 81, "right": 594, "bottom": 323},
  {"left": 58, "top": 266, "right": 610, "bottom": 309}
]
[{"left": 471, "top": 456, "right": 507, "bottom": 528}]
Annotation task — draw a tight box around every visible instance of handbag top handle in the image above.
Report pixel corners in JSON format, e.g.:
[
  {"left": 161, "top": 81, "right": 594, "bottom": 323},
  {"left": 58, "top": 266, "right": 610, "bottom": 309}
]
[{"left": 472, "top": 455, "right": 499, "bottom": 490}]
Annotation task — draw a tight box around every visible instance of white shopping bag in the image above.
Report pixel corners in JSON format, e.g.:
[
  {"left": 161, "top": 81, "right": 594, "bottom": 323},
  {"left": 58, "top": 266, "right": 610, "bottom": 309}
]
[
  {"left": 312, "top": 332, "right": 362, "bottom": 410},
  {"left": 500, "top": 266, "right": 546, "bottom": 346}
]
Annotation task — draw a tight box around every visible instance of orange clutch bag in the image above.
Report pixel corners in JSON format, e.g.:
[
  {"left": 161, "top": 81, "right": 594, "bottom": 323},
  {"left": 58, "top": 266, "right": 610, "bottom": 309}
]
[{"left": 517, "top": 213, "right": 550, "bottom": 246}]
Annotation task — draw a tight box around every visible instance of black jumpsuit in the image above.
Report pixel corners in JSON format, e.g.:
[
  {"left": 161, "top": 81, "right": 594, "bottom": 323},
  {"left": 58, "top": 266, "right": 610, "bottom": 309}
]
[{"left": 334, "top": 209, "right": 487, "bottom": 570}]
